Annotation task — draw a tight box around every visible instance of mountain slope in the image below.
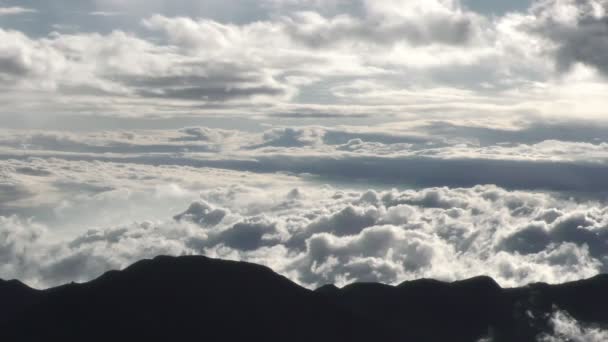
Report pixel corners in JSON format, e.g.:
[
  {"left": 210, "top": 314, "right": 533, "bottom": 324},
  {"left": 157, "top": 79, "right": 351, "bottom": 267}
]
[{"left": 2, "top": 255, "right": 607, "bottom": 342}]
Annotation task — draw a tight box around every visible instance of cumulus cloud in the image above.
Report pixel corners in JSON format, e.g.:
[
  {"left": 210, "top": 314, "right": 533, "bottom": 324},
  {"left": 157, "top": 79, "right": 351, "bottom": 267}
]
[
  {"left": 526, "top": 0, "right": 608, "bottom": 76},
  {"left": 2, "top": 183, "right": 608, "bottom": 289},
  {"left": 174, "top": 201, "right": 228, "bottom": 227},
  {"left": 1, "top": 0, "right": 608, "bottom": 117},
  {"left": 0, "top": 23, "right": 292, "bottom": 116},
  {"left": 4, "top": 0, "right": 608, "bottom": 304},
  {"left": 539, "top": 310, "right": 608, "bottom": 342},
  {"left": 281, "top": 0, "right": 486, "bottom": 48}
]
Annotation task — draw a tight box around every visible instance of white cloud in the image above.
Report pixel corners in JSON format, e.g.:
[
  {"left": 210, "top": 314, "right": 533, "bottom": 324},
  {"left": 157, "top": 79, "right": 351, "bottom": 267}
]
[
  {"left": 539, "top": 310, "right": 608, "bottom": 342},
  {"left": 0, "top": 0, "right": 607, "bottom": 118},
  {"left": 7, "top": 120, "right": 608, "bottom": 195},
  {"left": 2, "top": 182, "right": 607, "bottom": 289},
  {"left": 0, "top": 7, "right": 36, "bottom": 16}
]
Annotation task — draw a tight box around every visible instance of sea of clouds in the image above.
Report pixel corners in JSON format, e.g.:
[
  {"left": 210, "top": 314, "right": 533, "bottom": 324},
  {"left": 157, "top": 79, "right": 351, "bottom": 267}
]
[{"left": 2, "top": 122, "right": 608, "bottom": 291}]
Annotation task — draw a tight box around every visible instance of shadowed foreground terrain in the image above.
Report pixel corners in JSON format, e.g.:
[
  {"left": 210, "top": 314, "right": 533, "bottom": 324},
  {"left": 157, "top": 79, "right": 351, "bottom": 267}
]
[{"left": 2, "top": 256, "right": 607, "bottom": 342}]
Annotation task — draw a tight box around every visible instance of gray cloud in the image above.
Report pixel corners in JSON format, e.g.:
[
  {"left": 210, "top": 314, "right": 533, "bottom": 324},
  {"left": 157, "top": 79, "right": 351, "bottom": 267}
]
[
  {"left": 251, "top": 127, "right": 326, "bottom": 148},
  {"left": 174, "top": 201, "right": 228, "bottom": 227},
  {"left": 281, "top": 3, "right": 483, "bottom": 48},
  {"left": 527, "top": 0, "right": 608, "bottom": 76},
  {"left": 216, "top": 218, "right": 282, "bottom": 251},
  {"left": 7, "top": 121, "right": 608, "bottom": 194}
]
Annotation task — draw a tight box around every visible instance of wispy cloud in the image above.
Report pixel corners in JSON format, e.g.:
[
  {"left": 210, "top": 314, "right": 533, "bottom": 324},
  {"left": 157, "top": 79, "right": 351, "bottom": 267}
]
[
  {"left": 0, "top": 6, "right": 37, "bottom": 16},
  {"left": 89, "top": 11, "right": 124, "bottom": 17}
]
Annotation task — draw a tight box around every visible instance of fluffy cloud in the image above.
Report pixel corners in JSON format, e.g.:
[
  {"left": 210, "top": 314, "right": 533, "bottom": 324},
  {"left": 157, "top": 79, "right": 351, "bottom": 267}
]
[
  {"left": 540, "top": 310, "right": 608, "bottom": 342},
  {"left": 281, "top": 0, "right": 486, "bottom": 48},
  {"left": 0, "top": 24, "right": 291, "bottom": 116},
  {"left": 2, "top": 183, "right": 607, "bottom": 289},
  {"left": 3, "top": 0, "right": 608, "bottom": 305},
  {"left": 526, "top": 0, "right": 608, "bottom": 76},
  {"left": 0, "top": 0, "right": 608, "bottom": 117}
]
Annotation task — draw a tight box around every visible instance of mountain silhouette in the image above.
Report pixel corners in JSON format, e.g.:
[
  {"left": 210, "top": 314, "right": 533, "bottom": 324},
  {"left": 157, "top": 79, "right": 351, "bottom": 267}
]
[{"left": 2, "top": 255, "right": 607, "bottom": 342}]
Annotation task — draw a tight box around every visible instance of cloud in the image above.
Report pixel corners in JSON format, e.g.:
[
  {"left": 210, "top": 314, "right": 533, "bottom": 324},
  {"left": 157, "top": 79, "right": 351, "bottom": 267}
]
[
  {"left": 0, "top": 23, "right": 293, "bottom": 116},
  {"left": 539, "top": 310, "right": 608, "bottom": 342},
  {"left": 88, "top": 11, "right": 124, "bottom": 17},
  {"left": 525, "top": 0, "right": 608, "bottom": 76},
  {"left": 174, "top": 201, "right": 228, "bottom": 227},
  {"left": 0, "top": 0, "right": 606, "bottom": 118},
  {"left": 214, "top": 217, "right": 283, "bottom": 251},
  {"left": 8, "top": 120, "right": 608, "bottom": 193},
  {"left": 281, "top": 0, "right": 486, "bottom": 48},
  {"left": 3, "top": 121, "right": 608, "bottom": 289},
  {"left": 0, "top": 0, "right": 606, "bottom": 119},
  {"left": 251, "top": 127, "right": 326, "bottom": 148},
  {"left": 0, "top": 7, "right": 37, "bottom": 16},
  {"left": 2, "top": 183, "right": 607, "bottom": 289}
]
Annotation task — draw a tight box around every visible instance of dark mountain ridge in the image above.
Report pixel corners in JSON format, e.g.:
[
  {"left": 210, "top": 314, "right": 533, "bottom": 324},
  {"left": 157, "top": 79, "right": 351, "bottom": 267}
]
[{"left": 2, "top": 255, "right": 607, "bottom": 342}]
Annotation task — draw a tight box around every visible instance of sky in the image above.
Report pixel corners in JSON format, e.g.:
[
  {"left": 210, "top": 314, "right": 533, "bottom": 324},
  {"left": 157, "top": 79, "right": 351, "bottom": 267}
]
[{"left": 3, "top": 0, "right": 608, "bottom": 296}]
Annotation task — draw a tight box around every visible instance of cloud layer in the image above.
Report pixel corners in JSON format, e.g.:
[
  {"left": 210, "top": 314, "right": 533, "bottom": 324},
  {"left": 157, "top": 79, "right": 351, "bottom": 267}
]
[
  {"left": 3, "top": 182, "right": 608, "bottom": 290},
  {"left": 2, "top": 0, "right": 608, "bottom": 300},
  {"left": 2, "top": 120, "right": 608, "bottom": 290},
  {"left": 0, "top": 0, "right": 608, "bottom": 118},
  {"left": 5, "top": 119, "right": 608, "bottom": 195}
]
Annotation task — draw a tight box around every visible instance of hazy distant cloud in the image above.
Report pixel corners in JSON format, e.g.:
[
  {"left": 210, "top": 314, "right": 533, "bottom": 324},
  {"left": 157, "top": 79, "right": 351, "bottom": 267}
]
[
  {"left": 0, "top": 7, "right": 36, "bottom": 16},
  {"left": 7, "top": 121, "right": 608, "bottom": 193},
  {"left": 251, "top": 127, "right": 326, "bottom": 148},
  {"left": 88, "top": 11, "right": 124, "bottom": 17}
]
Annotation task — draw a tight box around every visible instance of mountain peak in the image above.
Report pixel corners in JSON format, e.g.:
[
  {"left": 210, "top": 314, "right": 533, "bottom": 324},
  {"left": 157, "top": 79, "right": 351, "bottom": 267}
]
[{"left": 2, "top": 256, "right": 608, "bottom": 342}]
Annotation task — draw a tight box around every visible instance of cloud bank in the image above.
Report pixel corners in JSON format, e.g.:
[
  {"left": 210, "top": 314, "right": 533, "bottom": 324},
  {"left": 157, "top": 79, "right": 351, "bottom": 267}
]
[
  {"left": 0, "top": 0, "right": 608, "bottom": 118},
  {"left": 3, "top": 183, "right": 607, "bottom": 289}
]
